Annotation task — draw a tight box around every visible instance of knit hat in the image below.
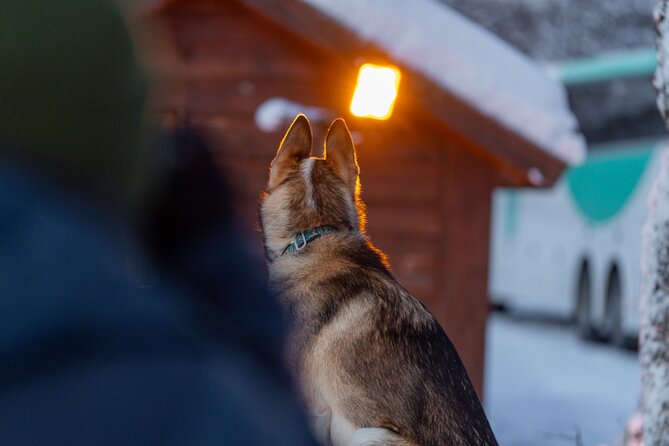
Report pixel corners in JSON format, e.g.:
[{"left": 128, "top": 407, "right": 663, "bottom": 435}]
[{"left": 0, "top": 0, "right": 147, "bottom": 194}]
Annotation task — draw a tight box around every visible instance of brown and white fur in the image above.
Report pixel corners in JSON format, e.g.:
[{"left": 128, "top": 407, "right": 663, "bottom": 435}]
[{"left": 260, "top": 115, "right": 498, "bottom": 446}]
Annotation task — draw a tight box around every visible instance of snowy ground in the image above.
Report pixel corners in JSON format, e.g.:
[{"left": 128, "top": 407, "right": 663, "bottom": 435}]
[{"left": 484, "top": 313, "right": 640, "bottom": 446}]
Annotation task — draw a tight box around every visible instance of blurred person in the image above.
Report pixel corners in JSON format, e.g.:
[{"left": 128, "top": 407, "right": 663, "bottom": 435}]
[
  {"left": 0, "top": 1, "right": 316, "bottom": 445},
  {"left": 140, "top": 123, "right": 297, "bottom": 404},
  {"left": 621, "top": 412, "right": 644, "bottom": 446}
]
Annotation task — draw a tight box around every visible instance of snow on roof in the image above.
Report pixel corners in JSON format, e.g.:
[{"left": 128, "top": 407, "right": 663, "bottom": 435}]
[
  {"left": 301, "top": 0, "right": 587, "bottom": 165},
  {"left": 255, "top": 98, "right": 333, "bottom": 132}
]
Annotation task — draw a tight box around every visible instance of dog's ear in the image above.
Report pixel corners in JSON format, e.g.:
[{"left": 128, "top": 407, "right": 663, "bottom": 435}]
[
  {"left": 325, "top": 118, "right": 359, "bottom": 194},
  {"left": 269, "top": 114, "right": 312, "bottom": 189}
]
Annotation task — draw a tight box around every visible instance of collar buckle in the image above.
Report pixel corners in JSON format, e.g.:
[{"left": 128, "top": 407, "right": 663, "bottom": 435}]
[
  {"left": 294, "top": 232, "right": 308, "bottom": 251},
  {"left": 280, "top": 225, "right": 337, "bottom": 257}
]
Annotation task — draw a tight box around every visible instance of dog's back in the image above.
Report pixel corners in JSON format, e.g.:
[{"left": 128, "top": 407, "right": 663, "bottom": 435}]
[
  {"left": 292, "top": 236, "right": 497, "bottom": 446},
  {"left": 261, "top": 115, "right": 498, "bottom": 446}
]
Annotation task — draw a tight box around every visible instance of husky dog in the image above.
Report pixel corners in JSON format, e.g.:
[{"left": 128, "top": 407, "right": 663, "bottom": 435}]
[{"left": 260, "top": 115, "right": 498, "bottom": 446}]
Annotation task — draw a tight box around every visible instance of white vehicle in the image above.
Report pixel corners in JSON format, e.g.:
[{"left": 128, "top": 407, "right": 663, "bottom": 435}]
[{"left": 489, "top": 139, "right": 665, "bottom": 345}]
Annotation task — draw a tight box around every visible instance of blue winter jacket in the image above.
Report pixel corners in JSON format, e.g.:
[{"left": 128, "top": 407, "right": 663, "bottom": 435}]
[{"left": 0, "top": 154, "right": 316, "bottom": 446}]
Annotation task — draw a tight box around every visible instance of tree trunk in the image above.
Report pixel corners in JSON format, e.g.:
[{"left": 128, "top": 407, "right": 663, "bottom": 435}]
[
  {"left": 641, "top": 147, "right": 669, "bottom": 444},
  {"left": 655, "top": 0, "right": 669, "bottom": 125},
  {"left": 640, "top": 1, "right": 669, "bottom": 443}
]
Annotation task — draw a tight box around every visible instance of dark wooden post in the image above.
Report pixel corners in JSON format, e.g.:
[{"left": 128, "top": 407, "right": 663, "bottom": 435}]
[{"left": 436, "top": 144, "right": 495, "bottom": 398}]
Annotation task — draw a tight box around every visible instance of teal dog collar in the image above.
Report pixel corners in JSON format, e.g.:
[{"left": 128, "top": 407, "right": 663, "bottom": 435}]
[{"left": 281, "top": 226, "right": 338, "bottom": 256}]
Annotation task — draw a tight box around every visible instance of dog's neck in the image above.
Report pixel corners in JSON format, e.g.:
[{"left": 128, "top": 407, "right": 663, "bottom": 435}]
[
  {"left": 268, "top": 229, "right": 361, "bottom": 272},
  {"left": 264, "top": 222, "right": 357, "bottom": 263},
  {"left": 267, "top": 229, "right": 389, "bottom": 287}
]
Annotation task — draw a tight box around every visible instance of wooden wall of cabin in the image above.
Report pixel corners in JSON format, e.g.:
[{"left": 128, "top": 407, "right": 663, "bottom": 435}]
[
  {"left": 141, "top": 0, "right": 493, "bottom": 397},
  {"left": 141, "top": 0, "right": 343, "bottom": 231}
]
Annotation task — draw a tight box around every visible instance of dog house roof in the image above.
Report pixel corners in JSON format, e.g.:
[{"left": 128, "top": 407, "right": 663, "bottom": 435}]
[
  {"left": 303, "top": 0, "right": 585, "bottom": 165},
  {"left": 139, "top": 0, "right": 587, "bottom": 186},
  {"left": 239, "top": 0, "right": 587, "bottom": 186}
]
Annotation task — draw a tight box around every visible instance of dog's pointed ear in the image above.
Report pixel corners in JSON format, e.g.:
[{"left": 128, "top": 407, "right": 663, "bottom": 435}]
[
  {"left": 324, "top": 118, "right": 359, "bottom": 194},
  {"left": 269, "top": 114, "right": 312, "bottom": 189}
]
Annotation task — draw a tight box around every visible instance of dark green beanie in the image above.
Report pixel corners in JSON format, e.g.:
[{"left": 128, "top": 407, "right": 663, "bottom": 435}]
[{"left": 0, "top": 0, "right": 147, "bottom": 194}]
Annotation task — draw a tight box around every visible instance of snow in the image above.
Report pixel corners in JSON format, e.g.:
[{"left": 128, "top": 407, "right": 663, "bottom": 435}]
[
  {"left": 486, "top": 313, "right": 640, "bottom": 446},
  {"left": 254, "top": 97, "right": 333, "bottom": 133},
  {"left": 301, "top": 0, "right": 586, "bottom": 165},
  {"left": 527, "top": 167, "right": 545, "bottom": 186}
]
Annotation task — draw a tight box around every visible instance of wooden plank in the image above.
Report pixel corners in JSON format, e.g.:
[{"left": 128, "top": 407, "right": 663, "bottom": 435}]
[
  {"left": 196, "top": 116, "right": 284, "bottom": 159},
  {"left": 352, "top": 121, "right": 443, "bottom": 164},
  {"left": 150, "top": 55, "right": 325, "bottom": 82},
  {"left": 358, "top": 163, "right": 440, "bottom": 205},
  {"left": 365, "top": 205, "right": 441, "bottom": 239},
  {"left": 390, "top": 258, "right": 437, "bottom": 290},
  {"left": 170, "top": 15, "right": 309, "bottom": 54},
  {"left": 160, "top": 2, "right": 338, "bottom": 84},
  {"left": 239, "top": 0, "right": 387, "bottom": 62},
  {"left": 143, "top": 13, "right": 328, "bottom": 82},
  {"left": 185, "top": 79, "right": 338, "bottom": 116},
  {"left": 184, "top": 42, "right": 325, "bottom": 65},
  {"left": 168, "top": 14, "right": 264, "bottom": 49}
]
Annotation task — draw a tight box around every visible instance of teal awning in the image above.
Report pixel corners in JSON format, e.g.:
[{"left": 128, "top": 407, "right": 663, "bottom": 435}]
[{"left": 549, "top": 48, "right": 657, "bottom": 86}]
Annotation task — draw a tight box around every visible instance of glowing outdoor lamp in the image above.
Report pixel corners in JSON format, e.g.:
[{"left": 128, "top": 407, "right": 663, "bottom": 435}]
[{"left": 350, "top": 63, "right": 401, "bottom": 120}]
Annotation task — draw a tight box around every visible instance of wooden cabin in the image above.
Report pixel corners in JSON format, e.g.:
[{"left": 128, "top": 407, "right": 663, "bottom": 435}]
[{"left": 135, "top": 0, "right": 584, "bottom": 395}]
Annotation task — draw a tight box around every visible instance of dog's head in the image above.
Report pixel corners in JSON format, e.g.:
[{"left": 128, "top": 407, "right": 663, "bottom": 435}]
[{"left": 260, "top": 114, "right": 365, "bottom": 260}]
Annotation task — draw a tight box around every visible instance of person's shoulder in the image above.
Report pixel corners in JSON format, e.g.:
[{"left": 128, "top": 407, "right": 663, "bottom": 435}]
[{"left": 0, "top": 155, "right": 202, "bottom": 380}]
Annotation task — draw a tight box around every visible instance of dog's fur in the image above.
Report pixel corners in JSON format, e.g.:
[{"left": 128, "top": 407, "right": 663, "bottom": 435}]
[{"left": 260, "top": 115, "right": 498, "bottom": 446}]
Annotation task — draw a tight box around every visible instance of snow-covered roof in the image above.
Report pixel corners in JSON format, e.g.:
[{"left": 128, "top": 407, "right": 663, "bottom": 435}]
[{"left": 301, "top": 0, "right": 586, "bottom": 165}]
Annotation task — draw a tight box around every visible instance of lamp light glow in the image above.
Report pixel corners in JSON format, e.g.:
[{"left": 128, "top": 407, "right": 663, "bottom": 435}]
[{"left": 350, "top": 64, "right": 401, "bottom": 120}]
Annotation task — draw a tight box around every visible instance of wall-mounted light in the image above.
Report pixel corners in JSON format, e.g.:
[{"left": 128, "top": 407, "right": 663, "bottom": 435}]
[{"left": 350, "top": 63, "right": 401, "bottom": 120}]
